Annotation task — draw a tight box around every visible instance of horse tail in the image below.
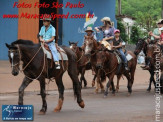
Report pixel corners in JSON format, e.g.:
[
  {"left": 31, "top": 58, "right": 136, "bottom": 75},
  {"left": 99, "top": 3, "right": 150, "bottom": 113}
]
[{"left": 61, "top": 46, "right": 83, "bottom": 103}]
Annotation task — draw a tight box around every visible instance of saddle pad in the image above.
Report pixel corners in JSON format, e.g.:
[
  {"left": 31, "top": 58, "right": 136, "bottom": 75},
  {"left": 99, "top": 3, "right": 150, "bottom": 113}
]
[
  {"left": 41, "top": 43, "right": 68, "bottom": 60},
  {"left": 126, "top": 54, "right": 133, "bottom": 61},
  {"left": 115, "top": 54, "right": 122, "bottom": 64}
]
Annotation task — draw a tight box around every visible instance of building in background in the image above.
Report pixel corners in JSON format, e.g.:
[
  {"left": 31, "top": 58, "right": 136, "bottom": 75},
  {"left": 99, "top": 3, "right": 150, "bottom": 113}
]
[{"left": 0, "top": 0, "right": 116, "bottom": 60}]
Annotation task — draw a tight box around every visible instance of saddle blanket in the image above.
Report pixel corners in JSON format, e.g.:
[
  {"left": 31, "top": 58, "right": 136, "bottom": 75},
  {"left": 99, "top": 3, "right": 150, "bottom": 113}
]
[
  {"left": 41, "top": 43, "right": 68, "bottom": 60},
  {"left": 115, "top": 53, "right": 133, "bottom": 64}
]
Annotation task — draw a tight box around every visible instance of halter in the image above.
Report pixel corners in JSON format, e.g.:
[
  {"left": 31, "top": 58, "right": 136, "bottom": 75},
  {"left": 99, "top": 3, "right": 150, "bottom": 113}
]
[{"left": 9, "top": 44, "right": 46, "bottom": 80}]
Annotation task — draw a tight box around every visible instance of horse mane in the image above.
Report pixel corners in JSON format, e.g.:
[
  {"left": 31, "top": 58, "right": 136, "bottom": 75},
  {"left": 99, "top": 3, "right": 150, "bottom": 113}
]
[
  {"left": 11, "top": 39, "right": 35, "bottom": 46},
  {"left": 78, "top": 47, "right": 83, "bottom": 51}
]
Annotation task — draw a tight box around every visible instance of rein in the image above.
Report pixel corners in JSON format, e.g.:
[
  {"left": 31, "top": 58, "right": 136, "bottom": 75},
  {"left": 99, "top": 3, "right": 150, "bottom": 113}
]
[{"left": 16, "top": 45, "right": 46, "bottom": 80}]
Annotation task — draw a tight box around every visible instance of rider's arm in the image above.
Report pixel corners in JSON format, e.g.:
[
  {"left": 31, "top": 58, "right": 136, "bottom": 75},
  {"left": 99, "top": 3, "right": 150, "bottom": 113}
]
[
  {"left": 114, "top": 42, "right": 122, "bottom": 49},
  {"left": 39, "top": 27, "right": 45, "bottom": 42},
  {"left": 103, "top": 36, "right": 114, "bottom": 41},
  {"left": 39, "top": 36, "right": 45, "bottom": 42},
  {"left": 95, "top": 26, "right": 102, "bottom": 32},
  {"left": 46, "top": 36, "right": 55, "bottom": 43}
]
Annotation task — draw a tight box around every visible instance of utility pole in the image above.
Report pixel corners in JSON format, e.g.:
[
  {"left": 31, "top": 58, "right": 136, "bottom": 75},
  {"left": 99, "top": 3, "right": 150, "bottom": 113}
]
[{"left": 118, "top": 0, "right": 122, "bottom": 15}]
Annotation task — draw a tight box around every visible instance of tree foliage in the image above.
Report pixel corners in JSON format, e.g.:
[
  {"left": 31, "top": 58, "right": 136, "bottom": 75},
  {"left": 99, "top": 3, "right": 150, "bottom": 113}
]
[{"left": 116, "top": 0, "right": 161, "bottom": 31}]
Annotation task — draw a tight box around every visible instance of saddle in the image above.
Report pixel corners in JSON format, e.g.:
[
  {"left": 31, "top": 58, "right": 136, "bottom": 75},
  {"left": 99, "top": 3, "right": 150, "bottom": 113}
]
[
  {"left": 100, "top": 40, "right": 111, "bottom": 50},
  {"left": 114, "top": 49, "right": 133, "bottom": 64},
  {"left": 41, "top": 43, "right": 68, "bottom": 68}
]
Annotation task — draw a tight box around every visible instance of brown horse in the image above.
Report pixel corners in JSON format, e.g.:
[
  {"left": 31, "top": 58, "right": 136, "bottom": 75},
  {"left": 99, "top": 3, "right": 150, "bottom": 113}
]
[
  {"left": 146, "top": 44, "right": 163, "bottom": 94},
  {"left": 134, "top": 39, "right": 157, "bottom": 91},
  {"left": 69, "top": 41, "right": 97, "bottom": 88},
  {"left": 83, "top": 35, "right": 137, "bottom": 96},
  {"left": 5, "top": 39, "right": 85, "bottom": 115}
]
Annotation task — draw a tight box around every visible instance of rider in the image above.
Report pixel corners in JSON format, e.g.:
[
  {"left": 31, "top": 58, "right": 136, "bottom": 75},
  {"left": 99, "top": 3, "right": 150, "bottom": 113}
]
[
  {"left": 142, "top": 19, "right": 163, "bottom": 70},
  {"left": 111, "top": 29, "right": 129, "bottom": 70},
  {"left": 149, "top": 19, "right": 163, "bottom": 42},
  {"left": 95, "top": 17, "right": 115, "bottom": 50},
  {"left": 158, "top": 27, "right": 163, "bottom": 53},
  {"left": 39, "top": 14, "right": 60, "bottom": 69},
  {"left": 84, "top": 26, "right": 96, "bottom": 75}
]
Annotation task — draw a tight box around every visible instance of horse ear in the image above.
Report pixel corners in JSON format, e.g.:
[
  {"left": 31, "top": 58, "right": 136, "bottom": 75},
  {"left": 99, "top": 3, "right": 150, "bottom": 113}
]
[
  {"left": 76, "top": 41, "right": 78, "bottom": 45},
  {"left": 69, "top": 41, "right": 71, "bottom": 45},
  {"left": 5, "top": 43, "right": 10, "bottom": 48}
]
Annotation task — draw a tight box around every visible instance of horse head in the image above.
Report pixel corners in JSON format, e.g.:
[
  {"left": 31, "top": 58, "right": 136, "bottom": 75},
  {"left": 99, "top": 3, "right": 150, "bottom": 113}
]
[
  {"left": 96, "top": 49, "right": 108, "bottom": 69},
  {"left": 134, "top": 38, "right": 147, "bottom": 56},
  {"left": 83, "top": 35, "right": 98, "bottom": 57},
  {"left": 69, "top": 41, "right": 78, "bottom": 52},
  {"left": 5, "top": 43, "right": 21, "bottom": 76}
]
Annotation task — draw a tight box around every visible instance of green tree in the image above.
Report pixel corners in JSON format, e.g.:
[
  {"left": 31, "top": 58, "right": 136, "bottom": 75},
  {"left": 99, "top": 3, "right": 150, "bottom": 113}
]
[{"left": 117, "top": 19, "right": 128, "bottom": 42}]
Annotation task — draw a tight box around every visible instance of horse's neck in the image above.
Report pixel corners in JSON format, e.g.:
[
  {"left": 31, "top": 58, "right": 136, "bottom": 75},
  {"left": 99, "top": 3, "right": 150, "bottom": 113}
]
[
  {"left": 20, "top": 44, "right": 41, "bottom": 64},
  {"left": 76, "top": 47, "right": 83, "bottom": 58}
]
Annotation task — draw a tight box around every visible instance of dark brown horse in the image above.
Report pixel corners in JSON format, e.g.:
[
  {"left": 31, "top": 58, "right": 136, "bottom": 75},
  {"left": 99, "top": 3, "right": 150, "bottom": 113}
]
[
  {"left": 134, "top": 39, "right": 156, "bottom": 91},
  {"left": 146, "top": 44, "right": 163, "bottom": 94},
  {"left": 83, "top": 36, "right": 137, "bottom": 96},
  {"left": 69, "top": 41, "right": 97, "bottom": 88},
  {"left": 5, "top": 39, "right": 85, "bottom": 115}
]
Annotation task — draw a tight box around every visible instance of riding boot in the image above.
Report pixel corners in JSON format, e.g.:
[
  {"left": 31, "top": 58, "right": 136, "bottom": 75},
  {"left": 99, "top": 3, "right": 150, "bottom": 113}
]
[{"left": 124, "top": 62, "right": 129, "bottom": 71}]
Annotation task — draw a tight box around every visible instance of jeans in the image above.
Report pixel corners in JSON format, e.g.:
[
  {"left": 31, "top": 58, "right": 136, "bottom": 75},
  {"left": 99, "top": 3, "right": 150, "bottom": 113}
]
[
  {"left": 118, "top": 48, "right": 127, "bottom": 63},
  {"left": 48, "top": 41, "right": 59, "bottom": 62}
]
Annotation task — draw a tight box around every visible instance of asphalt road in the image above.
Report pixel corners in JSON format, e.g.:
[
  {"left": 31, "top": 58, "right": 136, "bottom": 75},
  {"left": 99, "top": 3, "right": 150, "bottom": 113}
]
[{"left": 0, "top": 88, "right": 162, "bottom": 122}]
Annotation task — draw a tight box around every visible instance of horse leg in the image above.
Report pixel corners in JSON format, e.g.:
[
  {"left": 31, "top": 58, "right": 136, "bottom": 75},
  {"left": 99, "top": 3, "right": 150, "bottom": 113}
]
[
  {"left": 116, "top": 75, "right": 122, "bottom": 92},
  {"left": 147, "top": 70, "right": 154, "bottom": 92},
  {"left": 38, "top": 78, "right": 47, "bottom": 115},
  {"left": 104, "top": 74, "right": 114, "bottom": 97},
  {"left": 81, "top": 67, "right": 87, "bottom": 87},
  {"left": 54, "top": 74, "right": 64, "bottom": 112},
  {"left": 18, "top": 77, "right": 32, "bottom": 105},
  {"left": 92, "top": 75, "right": 96, "bottom": 87},
  {"left": 95, "top": 70, "right": 101, "bottom": 93},
  {"left": 124, "top": 72, "right": 132, "bottom": 95},
  {"left": 95, "top": 74, "right": 100, "bottom": 93},
  {"left": 111, "top": 80, "right": 116, "bottom": 95},
  {"left": 67, "top": 66, "right": 85, "bottom": 108}
]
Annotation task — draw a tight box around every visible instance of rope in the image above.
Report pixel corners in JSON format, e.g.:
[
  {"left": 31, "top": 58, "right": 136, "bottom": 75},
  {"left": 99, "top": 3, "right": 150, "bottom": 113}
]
[{"left": 17, "top": 45, "right": 46, "bottom": 81}]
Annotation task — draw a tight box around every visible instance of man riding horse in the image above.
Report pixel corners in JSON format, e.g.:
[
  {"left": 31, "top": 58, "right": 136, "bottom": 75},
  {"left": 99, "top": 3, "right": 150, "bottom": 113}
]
[{"left": 39, "top": 15, "right": 60, "bottom": 69}]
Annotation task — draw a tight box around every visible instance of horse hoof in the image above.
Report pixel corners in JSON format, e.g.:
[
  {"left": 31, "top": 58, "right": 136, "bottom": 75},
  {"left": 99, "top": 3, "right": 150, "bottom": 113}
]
[
  {"left": 127, "top": 93, "right": 131, "bottom": 96},
  {"left": 147, "top": 89, "right": 151, "bottom": 92},
  {"left": 104, "top": 95, "right": 107, "bottom": 98},
  {"left": 101, "top": 90, "right": 105, "bottom": 93},
  {"left": 92, "top": 82, "right": 95, "bottom": 87},
  {"left": 95, "top": 89, "right": 98, "bottom": 94},
  {"left": 112, "top": 93, "right": 115, "bottom": 96},
  {"left": 78, "top": 101, "right": 85, "bottom": 108},
  {"left": 54, "top": 108, "right": 61, "bottom": 112},
  {"left": 38, "top": 111, "right": 46, "bottom": 115}
]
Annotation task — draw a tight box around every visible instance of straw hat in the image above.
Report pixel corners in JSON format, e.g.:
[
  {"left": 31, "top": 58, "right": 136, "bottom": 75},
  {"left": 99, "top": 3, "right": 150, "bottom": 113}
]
[
  {"left": 40, "top": 14, "right": 52, "bottom": 21},
  {"left": 85, "top": 27, "right": 94, "bottom": 32},
  {"left": 101, "top": 17, "right": 111, "bottom": 22},
  {"left": 156, "top": 19, "right": 163, "bottom": 24}
]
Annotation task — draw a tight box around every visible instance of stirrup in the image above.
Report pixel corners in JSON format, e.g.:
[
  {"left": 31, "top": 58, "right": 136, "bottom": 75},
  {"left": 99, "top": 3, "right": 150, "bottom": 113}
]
[{"left": 55, "top": 64, "right": 60, "bottom": 69}]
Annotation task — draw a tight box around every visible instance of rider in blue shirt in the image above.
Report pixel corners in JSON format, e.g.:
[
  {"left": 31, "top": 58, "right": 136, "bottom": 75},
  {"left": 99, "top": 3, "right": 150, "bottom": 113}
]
[{"left": 39, "top": 15, "right": 60, "bottom": 69}]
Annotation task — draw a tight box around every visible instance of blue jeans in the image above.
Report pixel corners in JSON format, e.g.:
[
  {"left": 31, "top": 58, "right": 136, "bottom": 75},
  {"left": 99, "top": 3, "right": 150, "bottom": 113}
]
[
  {"left": 48, "top": 41, "right": 59, "bottom": 62},
  {"left": 118, "top": 48, "right": 127, "bottom": 63}
]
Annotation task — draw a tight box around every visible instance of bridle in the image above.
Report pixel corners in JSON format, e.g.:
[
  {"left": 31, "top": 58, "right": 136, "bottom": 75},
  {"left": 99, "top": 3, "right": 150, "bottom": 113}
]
[{"left": 9, "top": 44, "right": 46, "bottom": 80}]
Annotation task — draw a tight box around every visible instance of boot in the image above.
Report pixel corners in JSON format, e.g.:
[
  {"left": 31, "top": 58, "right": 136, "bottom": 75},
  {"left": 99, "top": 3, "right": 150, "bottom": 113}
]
[{"left": 124, "top": 63, "right": 129, "bottom": 71}]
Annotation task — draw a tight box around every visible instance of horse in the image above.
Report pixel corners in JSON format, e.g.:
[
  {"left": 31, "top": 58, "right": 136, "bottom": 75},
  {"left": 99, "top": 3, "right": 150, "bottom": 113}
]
[
  {"left": 5, "top": 39, "right": 85, "bottom": 115},
  {"left": 69, "top": 41, "right": 97, "bottom": 88},
  {"left": 134, "top": 38, "right": 156, "bottom": 91},
  {"left": 146, "top": 44, "right": 163, "bottom": 94},
  {"left": 83, "top": 35, "right": 137, "bottom": 96}
]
